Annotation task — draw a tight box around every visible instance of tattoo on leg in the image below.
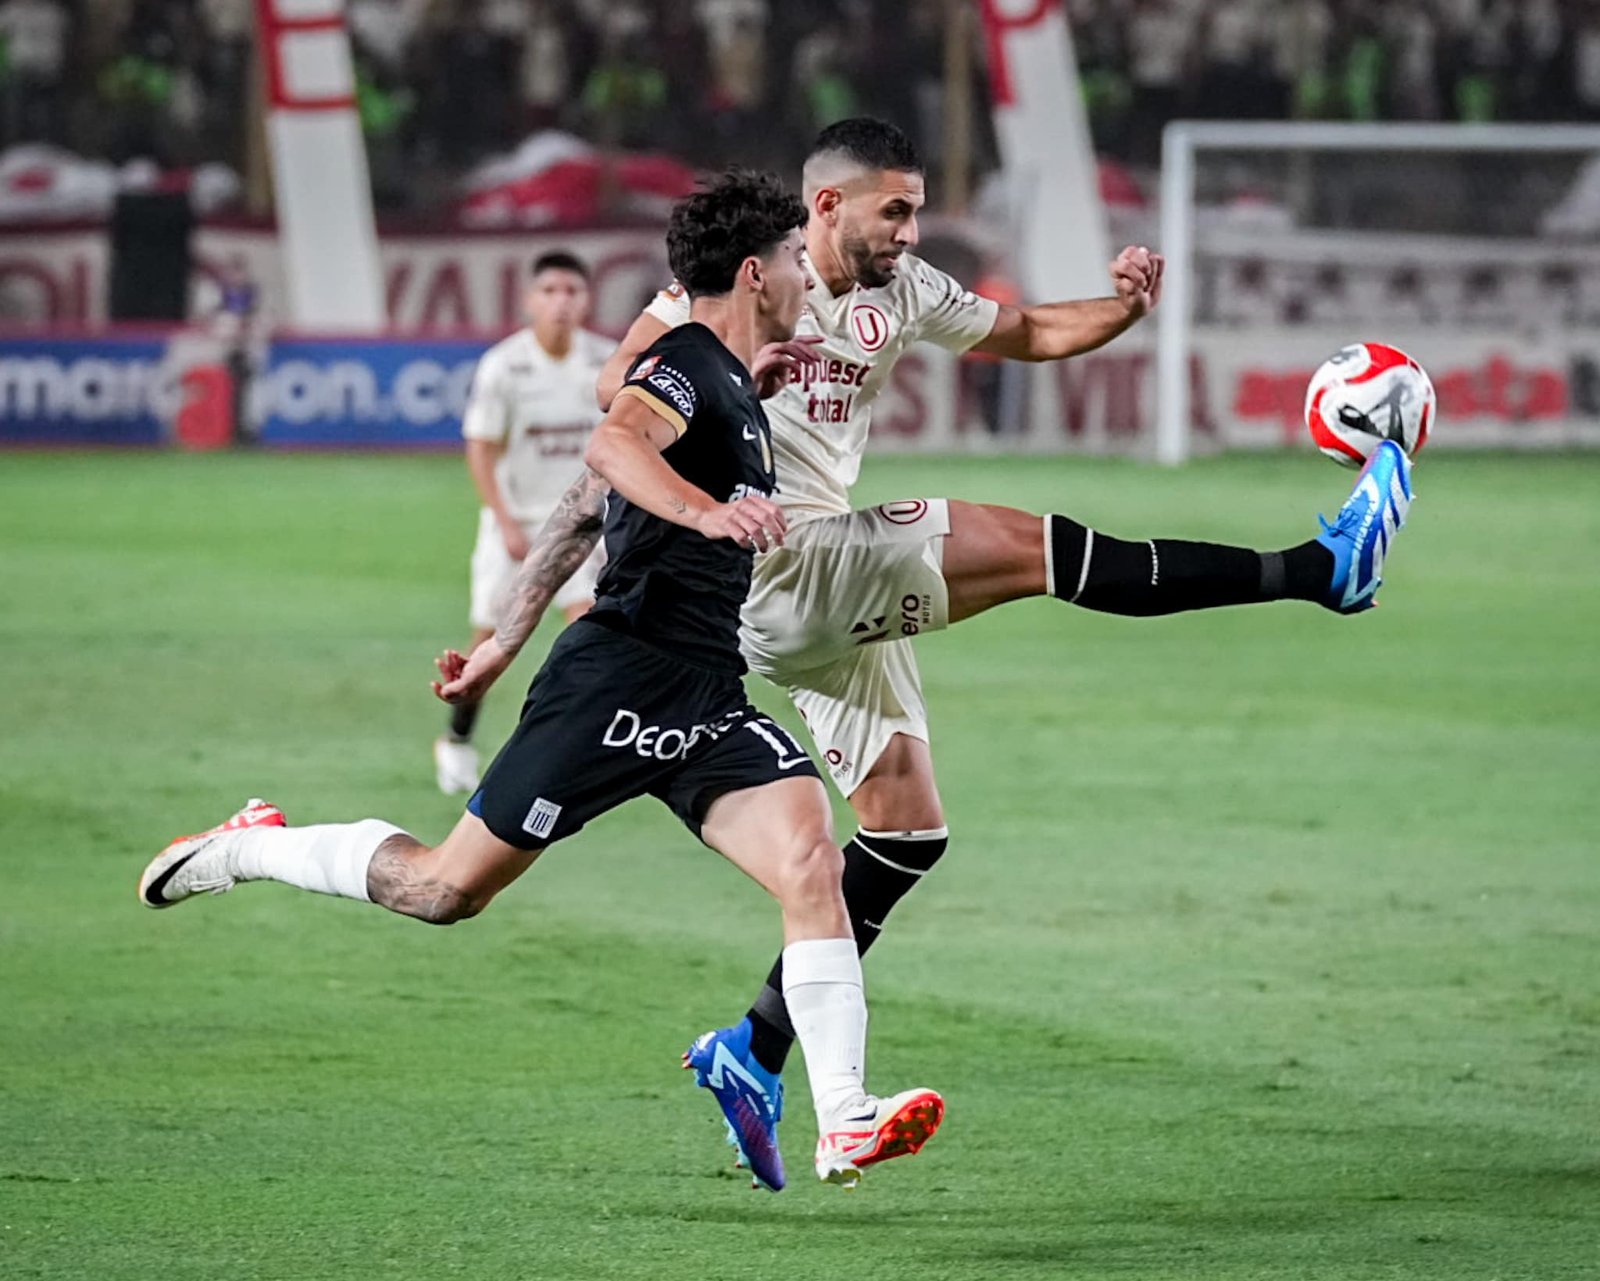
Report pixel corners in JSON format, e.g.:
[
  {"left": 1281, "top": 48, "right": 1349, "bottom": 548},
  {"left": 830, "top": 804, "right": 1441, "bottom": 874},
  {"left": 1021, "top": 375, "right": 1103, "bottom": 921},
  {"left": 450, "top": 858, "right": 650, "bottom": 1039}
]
[{"left": 367, "top": 837, "right": 478, "bottom": 925}]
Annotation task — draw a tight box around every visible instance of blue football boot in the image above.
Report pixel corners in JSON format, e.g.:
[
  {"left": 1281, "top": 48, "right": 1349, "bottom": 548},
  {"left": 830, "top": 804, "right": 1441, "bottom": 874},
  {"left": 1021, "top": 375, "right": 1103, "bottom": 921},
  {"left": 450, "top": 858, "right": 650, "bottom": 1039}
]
[
  {"left": 1316, "top": 440, "right": 1414, "bottom": 614},
  {"left": 682, "top": 1018, "right": 786, "bottom": 1192}
]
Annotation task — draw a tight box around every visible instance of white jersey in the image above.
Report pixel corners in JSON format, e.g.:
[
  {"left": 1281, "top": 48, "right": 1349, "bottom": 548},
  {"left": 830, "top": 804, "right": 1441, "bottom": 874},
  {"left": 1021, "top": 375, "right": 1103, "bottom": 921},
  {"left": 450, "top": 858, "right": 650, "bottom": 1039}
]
[
  {"left": 644, "top": 251, "right": 998, "bottom": 522},
  {"left": 461, "top": 327, "right": 614, "bottom": 524}
]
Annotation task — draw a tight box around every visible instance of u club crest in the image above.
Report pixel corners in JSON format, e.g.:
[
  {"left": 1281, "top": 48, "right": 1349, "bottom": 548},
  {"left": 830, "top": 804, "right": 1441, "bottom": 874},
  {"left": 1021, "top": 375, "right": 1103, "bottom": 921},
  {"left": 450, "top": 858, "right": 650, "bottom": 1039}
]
[{"left": 850, "top": 302, "right": 890, "bottom": 352}]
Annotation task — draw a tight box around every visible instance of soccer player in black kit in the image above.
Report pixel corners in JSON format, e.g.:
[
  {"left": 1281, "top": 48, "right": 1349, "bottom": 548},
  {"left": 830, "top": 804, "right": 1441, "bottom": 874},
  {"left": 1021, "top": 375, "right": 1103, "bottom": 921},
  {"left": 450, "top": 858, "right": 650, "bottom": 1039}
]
[{"left": 138, "top": 171, "right": 943, "bottom": 1193}]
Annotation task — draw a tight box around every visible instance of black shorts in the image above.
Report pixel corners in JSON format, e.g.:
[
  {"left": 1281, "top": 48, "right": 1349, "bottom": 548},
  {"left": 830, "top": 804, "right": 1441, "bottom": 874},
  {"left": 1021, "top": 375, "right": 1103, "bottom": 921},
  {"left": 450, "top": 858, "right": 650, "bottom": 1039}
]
[{"left": 468, "top": 620, "right": 821, "bottom": 849}]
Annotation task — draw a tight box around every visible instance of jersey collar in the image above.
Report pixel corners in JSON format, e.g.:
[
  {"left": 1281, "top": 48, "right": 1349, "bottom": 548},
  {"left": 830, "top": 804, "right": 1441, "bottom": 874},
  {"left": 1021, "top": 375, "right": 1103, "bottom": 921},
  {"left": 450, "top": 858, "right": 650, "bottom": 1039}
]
[{"left": 802, "top": 247, "right": 869, "bottom": 329}]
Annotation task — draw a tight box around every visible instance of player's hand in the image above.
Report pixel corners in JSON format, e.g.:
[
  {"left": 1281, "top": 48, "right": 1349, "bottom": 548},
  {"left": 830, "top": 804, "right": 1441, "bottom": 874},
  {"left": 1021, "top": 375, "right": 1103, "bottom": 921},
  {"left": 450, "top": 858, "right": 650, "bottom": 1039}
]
[
  {"left": 697, "top": 495, "right": 787, "bottom": 551},
  {"left": 432, "top": 635, "right": 515, "bottom": 704},
  {"left": 752, "top": 336, "right": 824, "bottom": 399},
  {"left": 1111, "top": 245, "right": 1163, "bottom": 318},
  {"left": 500, "top": 521, "right": 531, "bottom": 562}
]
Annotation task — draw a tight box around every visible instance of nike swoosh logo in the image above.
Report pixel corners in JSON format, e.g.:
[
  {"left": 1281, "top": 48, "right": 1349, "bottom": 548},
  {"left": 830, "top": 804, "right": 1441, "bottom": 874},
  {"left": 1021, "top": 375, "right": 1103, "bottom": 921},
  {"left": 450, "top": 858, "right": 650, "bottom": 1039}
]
[
  {"left": 143, "top": 850, "right": 198, "bottom": 905},
  {"left": 742, "top": 425, "right": 758, "bottom": 441}
]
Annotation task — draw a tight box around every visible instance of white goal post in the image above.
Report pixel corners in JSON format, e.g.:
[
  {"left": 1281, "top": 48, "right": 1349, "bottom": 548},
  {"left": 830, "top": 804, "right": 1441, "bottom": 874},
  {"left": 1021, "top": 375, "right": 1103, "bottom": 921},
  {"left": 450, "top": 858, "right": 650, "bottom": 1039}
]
[{"left": 1155, "top": 121, "right": 1600, "bottom": 465}]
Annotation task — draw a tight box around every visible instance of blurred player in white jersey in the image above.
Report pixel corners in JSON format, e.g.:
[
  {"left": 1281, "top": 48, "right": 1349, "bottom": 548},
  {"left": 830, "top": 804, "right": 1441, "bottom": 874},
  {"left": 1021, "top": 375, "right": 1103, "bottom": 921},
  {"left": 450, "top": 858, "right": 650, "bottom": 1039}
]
[
  {"left": 439, "top": 120, "right": 1414, "bottom": 1180},
  {"left": 434, "top": 252, "right": 615, "bottom": 795}
]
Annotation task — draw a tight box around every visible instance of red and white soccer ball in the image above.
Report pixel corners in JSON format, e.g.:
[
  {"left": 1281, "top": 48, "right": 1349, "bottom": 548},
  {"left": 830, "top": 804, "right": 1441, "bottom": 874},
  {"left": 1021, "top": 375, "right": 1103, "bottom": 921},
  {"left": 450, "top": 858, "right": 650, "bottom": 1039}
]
[{"left": 1304, "top": 342, "right": 1435, "bottom": 468}]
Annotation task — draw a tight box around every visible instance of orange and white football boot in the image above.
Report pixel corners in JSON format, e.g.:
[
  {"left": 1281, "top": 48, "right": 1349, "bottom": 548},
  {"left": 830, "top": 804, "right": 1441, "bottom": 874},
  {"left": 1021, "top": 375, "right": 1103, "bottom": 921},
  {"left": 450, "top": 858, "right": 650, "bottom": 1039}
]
[
  {"left": 138, "top": 798, "right": 285, "bottom": 909},
  {"left": 814, "top": 1087, "right": 945, "bottom": 1188}
]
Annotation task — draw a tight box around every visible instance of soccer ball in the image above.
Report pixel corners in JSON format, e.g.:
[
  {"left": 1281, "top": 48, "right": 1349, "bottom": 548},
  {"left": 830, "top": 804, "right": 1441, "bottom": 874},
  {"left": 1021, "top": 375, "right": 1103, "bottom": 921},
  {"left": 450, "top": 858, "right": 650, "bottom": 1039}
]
[{"left": 1304, "top": 342, "right": 1435, "bottom": 467}]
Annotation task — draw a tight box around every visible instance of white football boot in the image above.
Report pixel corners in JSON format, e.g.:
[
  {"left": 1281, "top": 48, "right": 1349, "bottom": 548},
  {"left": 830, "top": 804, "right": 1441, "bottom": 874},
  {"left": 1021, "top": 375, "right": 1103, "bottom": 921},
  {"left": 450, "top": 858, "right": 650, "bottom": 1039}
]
[
  {"left": 814, "top": 1087, "right": 945, "bottom": 1188},
  {"left": 433, "top": 736, "right": 480, "bottom": 795},
  {"left": 138, "top": 798, "right": 285, "bottom": 908}
]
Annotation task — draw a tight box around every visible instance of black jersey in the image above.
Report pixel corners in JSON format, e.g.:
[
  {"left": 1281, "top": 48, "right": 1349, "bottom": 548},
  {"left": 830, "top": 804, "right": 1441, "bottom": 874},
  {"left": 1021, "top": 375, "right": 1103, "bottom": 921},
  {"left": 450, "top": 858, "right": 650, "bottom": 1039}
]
[{"left": 588, "top": 322, "right": 776, "bottom": 672}]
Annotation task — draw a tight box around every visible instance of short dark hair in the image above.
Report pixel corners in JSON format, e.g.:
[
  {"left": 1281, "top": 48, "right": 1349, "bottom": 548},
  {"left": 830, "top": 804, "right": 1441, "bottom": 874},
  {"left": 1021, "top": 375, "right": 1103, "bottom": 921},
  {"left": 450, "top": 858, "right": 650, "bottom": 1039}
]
[
  {"left": 808, "top": 118, "right": 923, "bottom": 174},
  {"left": 531, "top": 251, "right": 590, "bottom": 281},
  {"left": 666, "top": 169, "right": 807, "bottom": 298}
]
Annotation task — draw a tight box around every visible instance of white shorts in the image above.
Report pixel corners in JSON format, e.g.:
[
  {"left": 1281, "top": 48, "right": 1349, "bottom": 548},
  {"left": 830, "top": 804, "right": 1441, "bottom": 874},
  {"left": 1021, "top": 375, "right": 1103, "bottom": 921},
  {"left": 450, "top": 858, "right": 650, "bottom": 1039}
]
[
  {"left": 740, "top": 499, "right": 951, "bottom": 796},
  {"left": 468, "top": 507, "right": 602, "bottom": 630}
]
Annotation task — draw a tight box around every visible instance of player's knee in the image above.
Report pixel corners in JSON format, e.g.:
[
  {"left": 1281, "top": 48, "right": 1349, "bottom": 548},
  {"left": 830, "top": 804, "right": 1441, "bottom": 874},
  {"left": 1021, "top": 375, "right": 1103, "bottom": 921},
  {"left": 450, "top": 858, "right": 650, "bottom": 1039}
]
[
  {"left": 948, "top": 501, "right": 1045, "bottom": 586},
  {"left": 1004, "top": 505, "right": 1046, "bottom": 554},
  {"left": 412, "top": 886, "right": 489, "bottom": 926},
  {"left": 776, "top": 836, "right": 846, "bottom": 911}
]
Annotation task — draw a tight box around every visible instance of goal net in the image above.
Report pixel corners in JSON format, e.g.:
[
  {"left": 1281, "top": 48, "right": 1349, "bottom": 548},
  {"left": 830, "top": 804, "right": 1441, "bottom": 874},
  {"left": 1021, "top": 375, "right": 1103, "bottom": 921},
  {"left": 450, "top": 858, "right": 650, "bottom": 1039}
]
[{"left": 1152, "top": 122, "right": 1600, "bottom": 463}]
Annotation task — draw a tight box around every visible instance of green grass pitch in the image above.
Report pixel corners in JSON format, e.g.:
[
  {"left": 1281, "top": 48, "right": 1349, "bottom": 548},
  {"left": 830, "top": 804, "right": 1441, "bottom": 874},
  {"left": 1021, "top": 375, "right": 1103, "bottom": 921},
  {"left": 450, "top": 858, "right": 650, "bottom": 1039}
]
[{"left": 2, "top": 448, "right": 1597, "bottom": 1281}]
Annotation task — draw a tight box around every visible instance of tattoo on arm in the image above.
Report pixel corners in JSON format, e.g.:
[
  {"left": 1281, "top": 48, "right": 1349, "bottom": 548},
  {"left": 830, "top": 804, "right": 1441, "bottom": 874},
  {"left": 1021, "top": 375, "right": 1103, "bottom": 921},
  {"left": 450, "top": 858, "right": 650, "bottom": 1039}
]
[
  {"left": 668, "top": 496, "right": 687, "bottom": 515},
  {"left": 493, "top": 466, "right": 610, "bottom": 656}
]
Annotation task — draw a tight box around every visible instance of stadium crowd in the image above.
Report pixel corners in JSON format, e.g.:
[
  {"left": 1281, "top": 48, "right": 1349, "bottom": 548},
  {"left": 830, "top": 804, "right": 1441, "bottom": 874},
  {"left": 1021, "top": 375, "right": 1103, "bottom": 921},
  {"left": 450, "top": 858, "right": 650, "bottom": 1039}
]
[
  {"left": 1074, "top": 0, "right": 1598, "bottom": 163},
  {"left": 0, "top": 0, "right": 1596, "bottom": 209},
  {"left": 0, "top": 0, "right": 955, "bottom": 204}
]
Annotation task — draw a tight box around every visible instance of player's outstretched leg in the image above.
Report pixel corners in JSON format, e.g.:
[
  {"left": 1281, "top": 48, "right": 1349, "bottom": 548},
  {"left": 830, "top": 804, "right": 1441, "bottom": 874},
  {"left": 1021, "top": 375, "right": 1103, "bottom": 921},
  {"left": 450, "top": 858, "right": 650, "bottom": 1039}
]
[
  {"left": 940, "top": 439, "right": 1415, "bottom": 624},
  {"left": 699, "top": 448, "right": 1420, "bottom": 1147},
  {"left": 698, "top": 775, "right": 945, "bottom": 1190},
  {"left": 139, "top": 803, "right": 539, "bottom": 924}
]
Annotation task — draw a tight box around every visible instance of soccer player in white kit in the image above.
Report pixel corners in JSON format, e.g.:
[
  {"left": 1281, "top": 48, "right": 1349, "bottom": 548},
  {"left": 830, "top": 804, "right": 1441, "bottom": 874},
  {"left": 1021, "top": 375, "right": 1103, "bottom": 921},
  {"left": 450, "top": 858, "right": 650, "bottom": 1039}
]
[
  {"left": 434, "top": 252, "right": 615, "bottom": 795},
  {"left": 438, "top": 122, "right": 1414, "bottom": 1182}
]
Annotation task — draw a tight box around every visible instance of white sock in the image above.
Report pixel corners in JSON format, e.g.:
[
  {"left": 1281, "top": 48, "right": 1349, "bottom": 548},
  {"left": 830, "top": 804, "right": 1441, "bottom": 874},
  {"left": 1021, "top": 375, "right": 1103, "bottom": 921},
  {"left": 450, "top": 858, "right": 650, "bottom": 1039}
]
[
  {"left": 228, "top": 820, "right": 403, "bottom": 903},
  {"left": 782, "top": 937, "right": 869, "bottom": 1124}
]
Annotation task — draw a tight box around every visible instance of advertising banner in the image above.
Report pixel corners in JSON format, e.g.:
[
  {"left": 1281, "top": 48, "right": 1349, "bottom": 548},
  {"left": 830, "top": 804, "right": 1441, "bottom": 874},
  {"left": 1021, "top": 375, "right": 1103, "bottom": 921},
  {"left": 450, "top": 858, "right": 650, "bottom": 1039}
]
[
  {"left": 0, "top": 226, "right": 670, "bottom": 335},
  {"left": 0, "top": 334, "right": 178, "bottom": 445},
  {"left": 0, "top": 228, "right": 106, "bottom": 327},
  {"left": 1193, "top": 329, "right": 1600, "bottom": 452},
  {"left": 3, "top": 328, "right": 1597, "bottom": 453},
  {"left": 1002, "top": 328, "right": 1600, "bottom": 453},
  {"left": 7, "top": 221, "right": 1600, "bottom": 349},
  {"left": 254, "top": 337, "right": 489, "bottom": 448}
]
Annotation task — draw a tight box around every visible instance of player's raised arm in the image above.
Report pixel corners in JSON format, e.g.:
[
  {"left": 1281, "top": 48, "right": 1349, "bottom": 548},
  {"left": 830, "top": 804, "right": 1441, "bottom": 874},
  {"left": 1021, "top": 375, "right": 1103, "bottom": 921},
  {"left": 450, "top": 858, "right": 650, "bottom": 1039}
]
[
  {"left": 972, "top": 245, "right": 1165, "bottom": 363},
  {"left": 596, "top": 311, "right": 671, "bottom": 410},
  {"left": 585, "top": 393, "right": 785, "bottom": 551},
  {"left": 597, "top": 279, "right": 695, "bottom": 409}
]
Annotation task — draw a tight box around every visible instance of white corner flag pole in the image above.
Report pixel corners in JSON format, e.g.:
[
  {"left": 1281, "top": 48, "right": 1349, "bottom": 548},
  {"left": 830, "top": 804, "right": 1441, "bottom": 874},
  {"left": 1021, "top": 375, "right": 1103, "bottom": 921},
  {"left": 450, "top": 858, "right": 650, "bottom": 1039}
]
[{"left": 253, "top": 0, "right": 385, "bottom": 331}]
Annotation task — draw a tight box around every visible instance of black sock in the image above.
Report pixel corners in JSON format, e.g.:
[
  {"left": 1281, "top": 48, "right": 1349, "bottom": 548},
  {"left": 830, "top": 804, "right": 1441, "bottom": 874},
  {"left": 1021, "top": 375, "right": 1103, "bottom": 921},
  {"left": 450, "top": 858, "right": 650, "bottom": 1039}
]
[
  {"left": 448, "top": 699, "right": 480, "bottom": 742},
  {"left": 1047, "top": 514, "right": 1332, "bottom": 616},
  {"left": 745, "top": 827, "right": 949, "bottom": 1075}
]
